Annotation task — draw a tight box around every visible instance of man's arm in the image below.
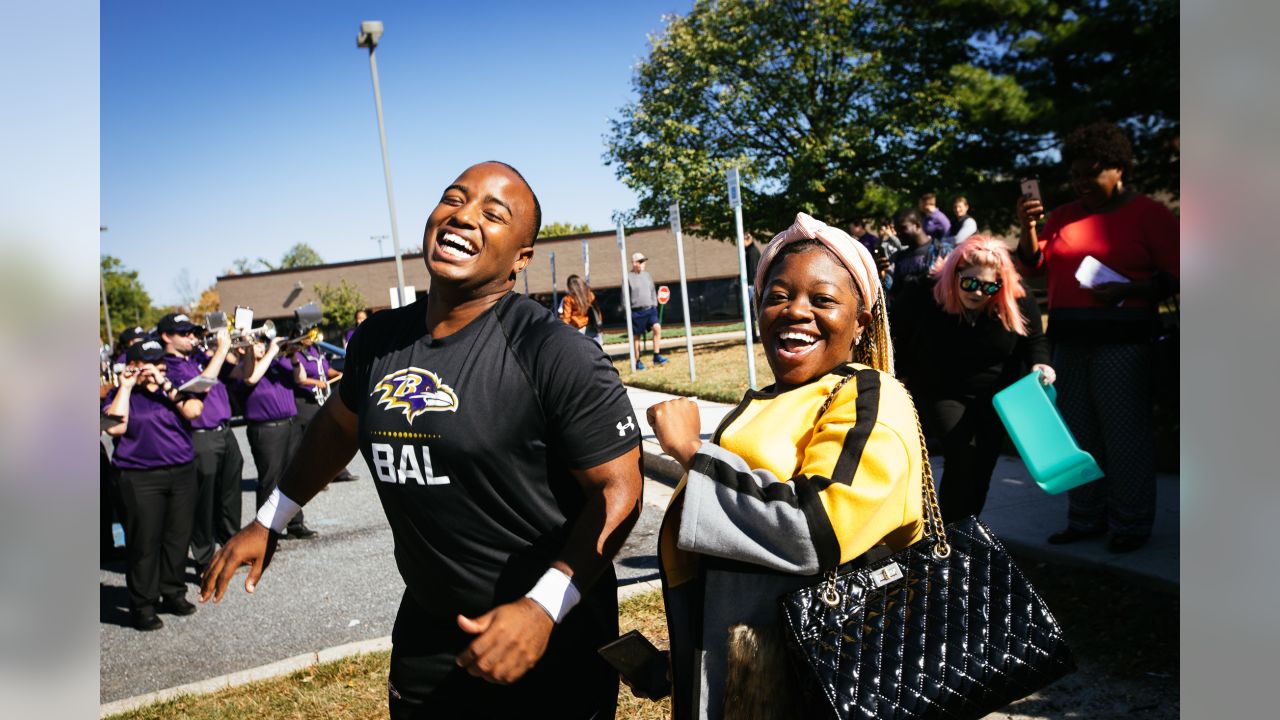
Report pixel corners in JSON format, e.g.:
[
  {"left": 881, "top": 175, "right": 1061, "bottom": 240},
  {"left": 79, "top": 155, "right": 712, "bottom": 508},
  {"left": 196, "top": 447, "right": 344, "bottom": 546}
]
[
  {"left": 200, "top": 328, "right": 232, "bottom": 380},
  {"left": 199, "top": 396, "right": 361, "bottom": 602},
  {"left": 455, "top": 446, "right": 643, "bottom": 685}
]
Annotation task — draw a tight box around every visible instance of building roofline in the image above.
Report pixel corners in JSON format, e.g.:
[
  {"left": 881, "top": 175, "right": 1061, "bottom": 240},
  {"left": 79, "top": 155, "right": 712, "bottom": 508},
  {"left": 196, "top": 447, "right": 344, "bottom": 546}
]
[{"left": 216, "top": 225, "right": 670, "bottom": 282}]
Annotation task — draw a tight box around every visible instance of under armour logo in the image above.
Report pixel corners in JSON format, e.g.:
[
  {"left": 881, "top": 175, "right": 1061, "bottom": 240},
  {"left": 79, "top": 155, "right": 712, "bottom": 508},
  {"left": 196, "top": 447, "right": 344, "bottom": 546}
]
[{"left": 617, "top": 416, "right": 636, "bottom": 436}]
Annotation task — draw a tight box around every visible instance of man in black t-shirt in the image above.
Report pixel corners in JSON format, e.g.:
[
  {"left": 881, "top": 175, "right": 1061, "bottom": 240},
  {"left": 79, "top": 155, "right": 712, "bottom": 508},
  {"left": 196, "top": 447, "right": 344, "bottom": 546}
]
[{"left": 202, "top": 162, "right": 644, "bottom": 718}]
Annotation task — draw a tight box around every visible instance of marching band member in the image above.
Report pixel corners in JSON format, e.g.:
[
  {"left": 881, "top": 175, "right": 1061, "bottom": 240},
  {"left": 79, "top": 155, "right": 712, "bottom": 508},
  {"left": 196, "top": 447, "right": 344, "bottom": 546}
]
[
  {"left": 231, "top": 336, "right": 316, "bottom": 539},
  {"left": 103, "top": 338, "right": 205, "bottom": 631},
  {"left": 290, "top": 330, "right": 355, "bottom": 482},
  {"left": 159, "top": 312, "right": 244, "bottom": 574}
]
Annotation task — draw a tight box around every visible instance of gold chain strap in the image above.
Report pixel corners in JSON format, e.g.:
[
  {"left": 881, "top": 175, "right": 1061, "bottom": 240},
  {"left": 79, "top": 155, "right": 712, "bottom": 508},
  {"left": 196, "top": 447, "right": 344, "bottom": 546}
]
[
  {"left": 905, "top": 388, "right": 951, "bottom": 558},
  {"left": 815, "top": 372, "right": 950, "bottom": 606}
]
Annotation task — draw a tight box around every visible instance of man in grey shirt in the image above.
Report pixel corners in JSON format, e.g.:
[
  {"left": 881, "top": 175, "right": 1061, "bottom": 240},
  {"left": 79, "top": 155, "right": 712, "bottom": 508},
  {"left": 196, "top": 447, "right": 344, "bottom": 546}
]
[{"left": 627, "top": 252, "right": 668, "bottom": 369}]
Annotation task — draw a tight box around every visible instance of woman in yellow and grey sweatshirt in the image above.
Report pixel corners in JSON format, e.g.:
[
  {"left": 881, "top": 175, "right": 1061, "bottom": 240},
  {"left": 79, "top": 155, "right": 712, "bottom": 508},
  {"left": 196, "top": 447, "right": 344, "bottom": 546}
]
[{"left": 646, "top": 213, "right": 925, "bottom": 720}]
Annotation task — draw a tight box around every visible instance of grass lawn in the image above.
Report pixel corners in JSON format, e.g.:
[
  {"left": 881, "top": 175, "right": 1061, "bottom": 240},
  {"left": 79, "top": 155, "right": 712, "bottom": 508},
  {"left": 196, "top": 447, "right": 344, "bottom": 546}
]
[
  {"left": 614, "top": 339, "right": 774, "bottom": 404},
  {"left": 108, "top": 591, "right": 672, "bottom": 720},
  {"left": 600, "top": 321, "right": 744, "bottom": 347}
]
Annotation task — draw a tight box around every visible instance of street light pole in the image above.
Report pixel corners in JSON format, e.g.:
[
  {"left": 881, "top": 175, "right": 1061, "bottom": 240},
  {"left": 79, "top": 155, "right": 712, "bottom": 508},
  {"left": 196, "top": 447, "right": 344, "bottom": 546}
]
[
  {"left": 99, "top": 226, "right": 114, "bottom": 343},
  {"left": 371, "top": 234, "right": 387, "bottom": 257},
  {"left": 357, "top": 21, "right": 406, "bottom": 304}
]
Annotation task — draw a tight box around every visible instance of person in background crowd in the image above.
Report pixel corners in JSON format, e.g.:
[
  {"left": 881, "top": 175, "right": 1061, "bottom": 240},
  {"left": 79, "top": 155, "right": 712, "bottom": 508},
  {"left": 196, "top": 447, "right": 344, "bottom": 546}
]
[
  {"left": 202, "top": 161, "right": 642, "bottom": 718},
  {"left": 849, "top": 218, "right": 880, "bottom": 254},
  {"left": 907, "top": 235, "right": 1053, "bottom": 523},
  {"left": 885, "top": 207, "right": 950, "bottom": 375},
  {"left": 115, "top": 325, "right": 148, "bottom": 365},
  {"left": 1016, "top": 120, "right": 1179, "bottom": 554},
  {"left": 918, "top": 192, "right": 952, "bottom": 242},
  {"left": 291, "top": 330, "right": 357, "bottom": 482},
  {"left": 230, "top": 336, "right": 316, "bottom": 539},
  {"left": 877, "top": 219, "right": 906, "bottom": 256},
  {"left": 948, "top": 196, "right": 978, "bottom": 245},
  {"left": 645, "top": 213, "right": 922, "bottom": 719},
  {"left": 344, "top": 308, "right": 370, "bottom": 348},
  {"left": 628, "top": 252, "right": 669, "bottom": 369},
  {"left": 102, "top": 338, "right": 205, "bottom": 631},
  {"left": 560, "top": 274, "right": 604, "bottom": 346},
  {"left": 158, "top": 312, "right": 243, "bottom": 576}
]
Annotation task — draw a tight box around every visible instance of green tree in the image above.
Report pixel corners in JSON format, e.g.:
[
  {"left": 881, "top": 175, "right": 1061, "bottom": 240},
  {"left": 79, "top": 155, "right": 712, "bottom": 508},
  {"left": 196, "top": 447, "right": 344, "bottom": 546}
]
[
  {"left": 260, "top": 242, "right": 325, "bottom": 271},
  {"left": 313, "top": 279, "right": 367, "bottom": 333},
  {"left": 537, "top": 222, "right": 592, "bottom": 239},
  {"left": 605, "top": 0, "right": 1178, "bottom": 237},
  {"left": 101, "top": 255, "right": 154, "bottom": 340}
]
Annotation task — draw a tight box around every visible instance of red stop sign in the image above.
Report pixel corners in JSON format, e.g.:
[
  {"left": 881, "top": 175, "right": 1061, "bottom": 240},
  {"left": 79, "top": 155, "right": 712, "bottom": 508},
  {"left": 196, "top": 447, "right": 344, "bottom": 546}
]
[{"left": 657, "top": 285, "right": 671, "bottom": 304}]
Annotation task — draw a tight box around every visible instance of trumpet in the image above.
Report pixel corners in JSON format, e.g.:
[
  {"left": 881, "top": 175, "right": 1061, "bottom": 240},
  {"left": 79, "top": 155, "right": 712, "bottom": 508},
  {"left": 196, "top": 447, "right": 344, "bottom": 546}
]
[
  {"left": 280, "top": 326, "right": 322, "bottom": 352},
  {"left": 230, "top": 320, "right": 277, "bottom": 348}
]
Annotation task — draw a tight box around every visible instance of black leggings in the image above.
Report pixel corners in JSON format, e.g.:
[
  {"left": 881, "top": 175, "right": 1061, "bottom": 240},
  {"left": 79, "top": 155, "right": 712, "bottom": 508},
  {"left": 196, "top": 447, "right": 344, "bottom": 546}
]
[{"left": 923, "top": 395, "right": 1007, "bottom": 525}]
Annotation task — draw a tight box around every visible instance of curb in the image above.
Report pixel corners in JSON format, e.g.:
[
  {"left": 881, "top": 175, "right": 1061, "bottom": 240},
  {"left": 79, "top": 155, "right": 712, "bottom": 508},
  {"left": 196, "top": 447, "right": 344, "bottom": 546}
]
[
  {"left": 99, "top": 636, "right": 393, "bottom": 718},
  {"left": 101, "top": 581, "right": 670, "bottom": 718}
]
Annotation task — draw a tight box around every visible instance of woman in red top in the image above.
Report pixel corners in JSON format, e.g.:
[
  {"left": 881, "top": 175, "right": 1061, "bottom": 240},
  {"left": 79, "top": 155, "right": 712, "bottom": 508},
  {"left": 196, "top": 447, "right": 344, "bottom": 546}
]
[{"left": 1016, "top": 121, "right": 1179, "bottom": 553}]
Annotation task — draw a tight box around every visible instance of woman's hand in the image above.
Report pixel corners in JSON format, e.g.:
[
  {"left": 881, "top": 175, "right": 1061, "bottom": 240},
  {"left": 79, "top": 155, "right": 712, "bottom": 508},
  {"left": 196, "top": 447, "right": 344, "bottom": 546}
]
[
  {"left": 646, "top": 398, "right": 702, "bottom": 471},
  {"left": 118, "top": 366, "right": 139, "bottom": 389},
  {"left": 1089, "top": 281, "right": 1129, "bottom": 306},
  {"left": 1032, "top": 364, "right": 1057, "bottom": 385},
  {"left": 1016, "top": 196, "right": 1044, "bottom": 228}
]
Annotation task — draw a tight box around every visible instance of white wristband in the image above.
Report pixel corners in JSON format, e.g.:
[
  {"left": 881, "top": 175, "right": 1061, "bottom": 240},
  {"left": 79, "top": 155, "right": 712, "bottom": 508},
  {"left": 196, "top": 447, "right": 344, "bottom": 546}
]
[
  {"left": 255, "top": 488, "right": 303, "bottom": 533},
  {"left": 524, "top": 567, "right": 581, "bottom": 624}
]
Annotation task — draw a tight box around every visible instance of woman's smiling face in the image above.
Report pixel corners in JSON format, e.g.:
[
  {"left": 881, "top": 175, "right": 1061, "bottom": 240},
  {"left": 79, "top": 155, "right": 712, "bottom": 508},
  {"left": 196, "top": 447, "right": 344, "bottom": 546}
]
[{"left": 759, "top": 247, "right": 869, "bottom": 388}]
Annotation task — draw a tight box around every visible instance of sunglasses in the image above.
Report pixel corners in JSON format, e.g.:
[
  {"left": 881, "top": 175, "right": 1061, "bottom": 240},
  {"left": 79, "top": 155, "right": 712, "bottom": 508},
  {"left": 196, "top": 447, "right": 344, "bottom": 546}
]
[{"left": 958, "top": 276, "right": 1002, "bottom": 295}]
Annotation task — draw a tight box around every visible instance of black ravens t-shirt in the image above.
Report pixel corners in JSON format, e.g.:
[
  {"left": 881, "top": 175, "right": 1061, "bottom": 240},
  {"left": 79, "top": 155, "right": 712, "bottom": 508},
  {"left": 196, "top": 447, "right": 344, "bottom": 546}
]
[{"left": 339, "top": 292, "right": 640, "bottom": 622}]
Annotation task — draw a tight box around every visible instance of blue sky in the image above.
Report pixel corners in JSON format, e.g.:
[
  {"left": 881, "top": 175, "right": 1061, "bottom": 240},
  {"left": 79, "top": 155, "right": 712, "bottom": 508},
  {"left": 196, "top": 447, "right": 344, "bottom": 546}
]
[{"left": 102, "top": 1, "right": 691, "bottom": 306}]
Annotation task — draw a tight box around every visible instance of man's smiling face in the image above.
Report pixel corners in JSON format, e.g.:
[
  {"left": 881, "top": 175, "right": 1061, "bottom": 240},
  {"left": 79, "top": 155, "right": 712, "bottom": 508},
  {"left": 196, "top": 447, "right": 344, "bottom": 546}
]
[{"left": 422, "top": 162, "right": 536, "bottom": 290}]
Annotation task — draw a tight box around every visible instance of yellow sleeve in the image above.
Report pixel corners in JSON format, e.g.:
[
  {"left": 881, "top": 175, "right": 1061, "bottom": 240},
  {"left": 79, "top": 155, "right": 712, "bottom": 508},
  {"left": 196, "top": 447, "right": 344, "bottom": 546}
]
[{"left": 797, "top": 369, "right": 924, "bottom": 565}]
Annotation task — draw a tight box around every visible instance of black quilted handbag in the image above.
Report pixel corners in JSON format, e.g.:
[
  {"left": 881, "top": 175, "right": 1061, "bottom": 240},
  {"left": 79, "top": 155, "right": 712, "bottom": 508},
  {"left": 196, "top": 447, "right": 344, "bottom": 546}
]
[{"left": 778, "top": 390, "right": 1076, "bottom": 719}]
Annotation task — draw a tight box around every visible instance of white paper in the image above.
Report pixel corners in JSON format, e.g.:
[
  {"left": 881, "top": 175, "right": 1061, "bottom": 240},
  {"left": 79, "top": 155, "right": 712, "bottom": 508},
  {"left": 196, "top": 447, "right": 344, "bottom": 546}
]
[{"left": 1075, "top": 255, "right": 1129, "bottom": 289}]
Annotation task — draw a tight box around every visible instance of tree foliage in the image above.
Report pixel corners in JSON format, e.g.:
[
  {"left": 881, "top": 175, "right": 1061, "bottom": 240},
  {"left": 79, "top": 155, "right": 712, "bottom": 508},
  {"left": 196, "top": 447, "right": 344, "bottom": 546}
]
[
  {"left": 260, "top": 242, "right": 325, "bottom": 271},
  {"left": 192, "top": 286, "right": 221, "bottom": 322},
  {"left": 101, "top": 255, "right": 155, "bottom": 340},
  {"left": 313, "top": 279, "right": 367, "bottom": 332},
  {"left": 605, "top": 0, "right": 1178, "bottom": 238},
  {"left": 538, "top": 222, "right": 593, "bottom": 239}
]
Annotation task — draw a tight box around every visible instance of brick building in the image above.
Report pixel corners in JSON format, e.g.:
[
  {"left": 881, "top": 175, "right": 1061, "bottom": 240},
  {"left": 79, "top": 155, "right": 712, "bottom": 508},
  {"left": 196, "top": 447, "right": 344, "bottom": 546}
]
[{"left": 215, "top": 226, "right": 751, "bottom": 331}]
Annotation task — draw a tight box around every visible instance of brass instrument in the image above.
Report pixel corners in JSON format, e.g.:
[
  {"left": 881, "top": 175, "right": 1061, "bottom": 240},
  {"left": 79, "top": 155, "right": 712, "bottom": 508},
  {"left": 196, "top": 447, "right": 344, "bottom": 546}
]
[{"left": 230, "top": 320, "right": 277, "bottom": 348}]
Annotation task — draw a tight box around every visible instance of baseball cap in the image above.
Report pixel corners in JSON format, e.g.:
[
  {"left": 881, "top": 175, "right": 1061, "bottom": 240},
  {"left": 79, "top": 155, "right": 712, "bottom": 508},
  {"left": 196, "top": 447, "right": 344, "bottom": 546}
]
[
  {"left": 632, "top": 252, "right": 647, "bottom": 262},
  {"left": 156, "top": 312, "right": 202, "bottom": 335},
  {"left": 118, "top": 326, "right": 148, "bottom": 347},
  {"left": 125, "top": 338, "right": 166, "bottom": 363}
]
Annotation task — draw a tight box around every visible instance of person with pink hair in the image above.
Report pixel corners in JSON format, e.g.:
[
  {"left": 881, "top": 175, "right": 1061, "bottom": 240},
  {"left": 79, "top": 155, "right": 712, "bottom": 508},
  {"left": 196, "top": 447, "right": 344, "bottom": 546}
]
[{"left": 905, "top": 234, "right": 1054, "bottom": 524}]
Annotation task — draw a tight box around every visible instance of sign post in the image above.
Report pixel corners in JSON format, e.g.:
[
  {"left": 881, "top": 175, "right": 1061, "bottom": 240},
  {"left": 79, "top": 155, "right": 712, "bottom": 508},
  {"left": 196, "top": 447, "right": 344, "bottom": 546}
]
[
  {"left": 617, "top": 221, "right": 636, "bottom": 372},
  {"left": 727, "top": 168, "right": 757, "bottom": 389},
  {"left": 670, "top": 202, "right": 697, "bottom": 381},
  {"left": 582, "top": 238, "right": 590, "bottom": 286},
  {"left": 550, "top": 252, "right": 558, "bottom": 313}
]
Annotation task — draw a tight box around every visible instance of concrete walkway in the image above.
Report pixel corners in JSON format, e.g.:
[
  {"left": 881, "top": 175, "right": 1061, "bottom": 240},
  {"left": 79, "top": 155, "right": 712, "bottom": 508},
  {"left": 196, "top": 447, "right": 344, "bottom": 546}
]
[{"left": 625, "top": 385, "right": 1179, "bottom": 589}]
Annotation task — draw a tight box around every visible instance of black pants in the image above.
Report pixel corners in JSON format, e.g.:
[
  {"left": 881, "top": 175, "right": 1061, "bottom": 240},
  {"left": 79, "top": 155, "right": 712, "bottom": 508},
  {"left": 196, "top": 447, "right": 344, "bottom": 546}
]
[
  {"left": 1053, "top": 342, "right": 1157, "bottom": 538},
  {"left": 190, "top": 424, "right": 245, "bottom": 567},
  {"left": 387, "top": 590, "right": 618, "bottom": 719},
  {"left": 115, "top": 461, "right": 197, "bottom": 610},
  {"left": 923, "top": 395, "right": 1007, "bottom": 524},
  {"left": 294, "top": 396, "right": 355, "bottom": 481},
  {"left": 247, "top": 418, "right": 304, "bottom": 529}
]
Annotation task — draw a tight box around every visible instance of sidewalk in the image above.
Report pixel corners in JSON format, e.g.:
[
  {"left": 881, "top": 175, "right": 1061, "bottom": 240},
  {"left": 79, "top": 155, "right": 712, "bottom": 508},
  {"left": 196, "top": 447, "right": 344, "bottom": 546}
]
[
  {"left": 602, "top": 329, "right": 746, "bottom": 360},
  {"left": 625, "top": 385, "right": 1179, "bottom": 589}
]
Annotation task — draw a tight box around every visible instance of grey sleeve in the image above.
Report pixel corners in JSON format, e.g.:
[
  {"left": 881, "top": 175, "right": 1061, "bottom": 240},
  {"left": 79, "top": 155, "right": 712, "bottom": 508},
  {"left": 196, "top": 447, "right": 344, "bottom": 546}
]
[{"left": 677, "top": 443, "right": 825, "bottom": 575}]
